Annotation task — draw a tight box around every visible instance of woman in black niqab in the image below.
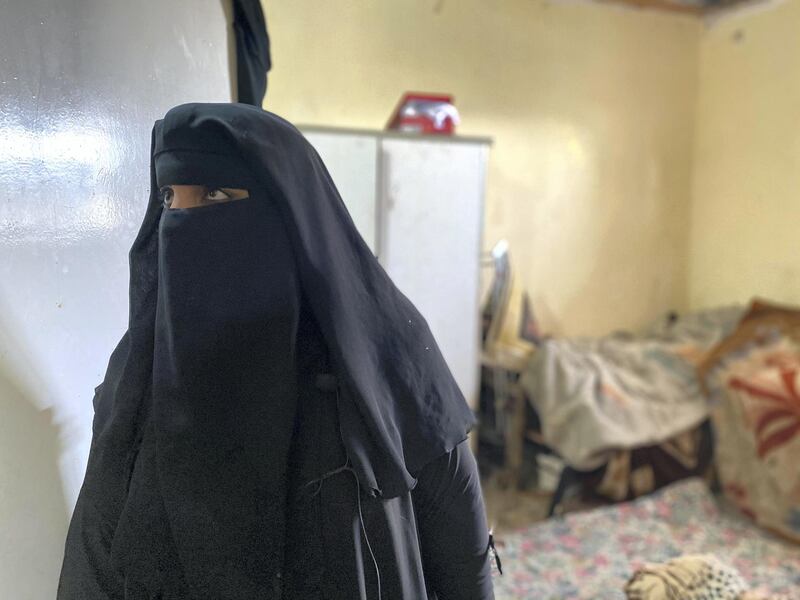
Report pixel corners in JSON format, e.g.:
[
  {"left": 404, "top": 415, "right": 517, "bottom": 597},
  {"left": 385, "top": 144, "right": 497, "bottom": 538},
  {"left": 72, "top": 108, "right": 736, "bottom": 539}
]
[{"left": 57, "top": 102, "right": 495, "bottom": 599}]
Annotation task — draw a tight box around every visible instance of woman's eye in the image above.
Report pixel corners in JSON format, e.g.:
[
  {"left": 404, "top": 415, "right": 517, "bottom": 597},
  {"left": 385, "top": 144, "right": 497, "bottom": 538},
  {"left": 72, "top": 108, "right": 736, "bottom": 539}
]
[
  {"left": 159, "top": 186, "right": 174, "bottom": 207},
  {"left": 204, "top": 188, "right": 232, "bottom": 202}
]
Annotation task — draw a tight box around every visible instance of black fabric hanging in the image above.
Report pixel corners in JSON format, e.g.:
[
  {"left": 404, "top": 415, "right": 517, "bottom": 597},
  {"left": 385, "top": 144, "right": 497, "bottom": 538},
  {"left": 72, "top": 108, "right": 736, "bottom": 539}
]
[{"left": 233, "top": 0, "right": 271, "bottom": 105}]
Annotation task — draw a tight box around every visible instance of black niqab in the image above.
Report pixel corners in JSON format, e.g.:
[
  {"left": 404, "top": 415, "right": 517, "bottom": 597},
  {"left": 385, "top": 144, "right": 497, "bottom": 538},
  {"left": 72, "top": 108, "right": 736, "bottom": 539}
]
[{"left": 154, "top": 196, "right": 301, "bottom": 593}]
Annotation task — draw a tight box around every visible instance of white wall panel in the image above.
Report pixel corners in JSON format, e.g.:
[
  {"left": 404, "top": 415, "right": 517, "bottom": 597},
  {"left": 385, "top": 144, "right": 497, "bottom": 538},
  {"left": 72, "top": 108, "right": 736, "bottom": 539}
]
[{"left": 0, "top": 1, "right": 232, "bottom": 596}]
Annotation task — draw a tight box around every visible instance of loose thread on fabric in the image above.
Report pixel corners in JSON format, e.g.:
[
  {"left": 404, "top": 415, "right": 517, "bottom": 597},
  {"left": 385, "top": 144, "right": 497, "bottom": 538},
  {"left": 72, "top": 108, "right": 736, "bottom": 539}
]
[
  {"left": 488, "top": 530, "right": 503, "bottom": 575},
  {"left": 301, "top": 388, "right": 382, "bottom": 600}
]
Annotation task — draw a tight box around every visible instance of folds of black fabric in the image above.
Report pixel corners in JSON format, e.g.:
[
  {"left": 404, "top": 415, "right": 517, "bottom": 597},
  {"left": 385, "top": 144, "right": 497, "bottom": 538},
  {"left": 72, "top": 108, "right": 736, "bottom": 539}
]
[
  {"left": 279, "top": 301, "right": 495, "bottom": 600},
  {"left": 232, "top": 0, "right": 271, "bottom": 105},
  {"left": 150, "top": 103, "right": 477, "bottom": 502},
  {"left": 151, "top": 196, "right": 301, "bottom": 596},
  {"left": 71, "top": 299, "right": 493, "bottom": 599},
  {"left": 57, "top": 103, "right": 486, "bottom": 599},
  {"left": 281, "top": 300, "right": 431, "bottom": 599}
]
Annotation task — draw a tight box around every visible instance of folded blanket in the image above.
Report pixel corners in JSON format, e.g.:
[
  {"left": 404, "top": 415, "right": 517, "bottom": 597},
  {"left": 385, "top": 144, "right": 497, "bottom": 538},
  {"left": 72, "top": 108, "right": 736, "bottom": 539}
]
[
  {"left": 520, "top": 306, "right": 744, "bottom": 469},
  {"left": 625, "top": 554, "right": 788, "bottom": 600}
]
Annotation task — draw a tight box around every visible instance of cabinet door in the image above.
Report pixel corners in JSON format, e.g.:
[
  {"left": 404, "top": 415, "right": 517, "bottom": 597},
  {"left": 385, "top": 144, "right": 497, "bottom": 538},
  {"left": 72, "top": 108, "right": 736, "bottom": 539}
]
[
  {"left": 379, "top": 138, "right": 487, "bottom": 409},
  {"left": 300, "top": 131, "right": 379, "bottom": 254}
]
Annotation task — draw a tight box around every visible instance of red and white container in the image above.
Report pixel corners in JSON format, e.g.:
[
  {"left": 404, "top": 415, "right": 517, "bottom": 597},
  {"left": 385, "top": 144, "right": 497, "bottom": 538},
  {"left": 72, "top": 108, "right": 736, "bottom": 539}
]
[{"left": 386, "top": 92, "right": 460, "bottom": 135}]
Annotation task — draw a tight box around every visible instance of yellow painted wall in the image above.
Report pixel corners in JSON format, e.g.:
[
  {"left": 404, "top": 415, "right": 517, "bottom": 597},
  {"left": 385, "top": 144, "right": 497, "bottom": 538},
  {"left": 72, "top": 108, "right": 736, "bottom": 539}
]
[
  {"left": 264, "top": 0, "right": 701, "bottom": 336},
  {"left": 689, "top": 0, "right": 800, "bottom": 309}
]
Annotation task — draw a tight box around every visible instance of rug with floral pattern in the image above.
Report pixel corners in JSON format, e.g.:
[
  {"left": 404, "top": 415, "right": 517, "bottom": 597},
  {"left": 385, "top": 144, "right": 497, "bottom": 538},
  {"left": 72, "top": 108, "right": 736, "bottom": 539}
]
[{"left": 490, "top": 478, "right": 800, "bottom": 599}]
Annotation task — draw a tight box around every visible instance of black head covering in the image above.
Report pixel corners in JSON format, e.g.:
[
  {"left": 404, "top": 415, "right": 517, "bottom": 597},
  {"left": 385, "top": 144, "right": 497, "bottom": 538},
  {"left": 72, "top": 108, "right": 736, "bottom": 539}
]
[{"left": 89, "top": 101, "right": 475, "bottom": 508}]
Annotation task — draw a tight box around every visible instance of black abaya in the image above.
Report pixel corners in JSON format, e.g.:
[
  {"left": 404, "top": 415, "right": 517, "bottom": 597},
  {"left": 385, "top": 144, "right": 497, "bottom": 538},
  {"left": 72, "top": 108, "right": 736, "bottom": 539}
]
[
  {"left": 96, "top": 299, "right": 493, "bottom": 600},
  {"left": 283, "top": 300, "right": 495, "bottom": 600}
]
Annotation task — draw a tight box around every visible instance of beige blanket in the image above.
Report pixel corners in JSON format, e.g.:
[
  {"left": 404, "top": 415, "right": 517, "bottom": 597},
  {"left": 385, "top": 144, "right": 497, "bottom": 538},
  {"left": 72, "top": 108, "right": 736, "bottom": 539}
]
[{"left": 625, "top": 554, "right": 789, "bottom": 600}]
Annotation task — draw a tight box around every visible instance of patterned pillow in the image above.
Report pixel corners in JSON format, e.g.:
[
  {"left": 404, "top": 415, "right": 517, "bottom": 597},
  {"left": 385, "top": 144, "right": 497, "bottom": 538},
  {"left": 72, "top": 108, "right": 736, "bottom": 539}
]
[{"left": 700, "top": 300, "right": 800, "bottom": 543}]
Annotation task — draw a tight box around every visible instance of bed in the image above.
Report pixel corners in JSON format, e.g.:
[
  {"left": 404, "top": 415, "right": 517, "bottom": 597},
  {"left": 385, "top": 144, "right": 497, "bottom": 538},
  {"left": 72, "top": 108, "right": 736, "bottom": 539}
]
[{"left": 489, "top": 478, "right": 800, "bottom": 599}]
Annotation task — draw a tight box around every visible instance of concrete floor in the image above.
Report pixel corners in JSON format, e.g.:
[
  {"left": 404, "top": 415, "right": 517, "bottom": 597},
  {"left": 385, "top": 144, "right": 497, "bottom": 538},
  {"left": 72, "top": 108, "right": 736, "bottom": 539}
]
[{"left": 480, "top": 471, "right": 553, "bottom": 535}]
